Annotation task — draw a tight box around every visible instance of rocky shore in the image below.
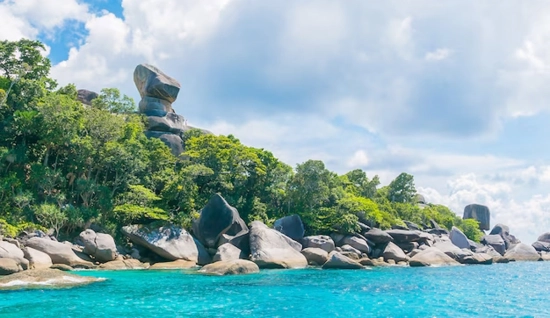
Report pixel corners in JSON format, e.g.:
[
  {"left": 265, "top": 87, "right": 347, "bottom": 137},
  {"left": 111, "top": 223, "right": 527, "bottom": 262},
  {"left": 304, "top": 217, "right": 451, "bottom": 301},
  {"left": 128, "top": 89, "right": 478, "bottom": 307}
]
[{"left": 1, "top": 193, "right": 549, "bottom": 287}]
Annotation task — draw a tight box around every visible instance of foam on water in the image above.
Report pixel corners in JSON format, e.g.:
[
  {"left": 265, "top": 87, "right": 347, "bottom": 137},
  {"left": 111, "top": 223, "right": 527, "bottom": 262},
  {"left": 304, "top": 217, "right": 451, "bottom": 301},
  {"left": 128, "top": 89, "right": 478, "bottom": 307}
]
[{"left": 1, "top": 262, "right": 549, "bottom": 317}]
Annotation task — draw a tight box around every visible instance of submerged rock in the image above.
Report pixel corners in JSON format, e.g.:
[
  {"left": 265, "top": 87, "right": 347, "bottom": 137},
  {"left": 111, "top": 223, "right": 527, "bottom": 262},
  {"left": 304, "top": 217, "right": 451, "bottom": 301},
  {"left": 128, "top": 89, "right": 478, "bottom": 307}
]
[
  {"left": 199, "top": 260, "right": 260, "bottom": 276},
  {"left": 122, "top": 223, "right": 198, "bottom": 262},
  {"left": 302, "top": 235, "right": 335, "bottom": 253},
  {"left": 249, "top": 221, "right": 307, "bottom": 269},
  {"left": 322, "top": 252, "right": 363, "bottom": 269},
  {"left": 409, "top": 247, "right": 460, "bottom": 267},
  {"left": 274, "top": 215, "right": 305, "bottom": 242},
  {"left": 0, "top": 269, "right": 104, "bottom": 290}
]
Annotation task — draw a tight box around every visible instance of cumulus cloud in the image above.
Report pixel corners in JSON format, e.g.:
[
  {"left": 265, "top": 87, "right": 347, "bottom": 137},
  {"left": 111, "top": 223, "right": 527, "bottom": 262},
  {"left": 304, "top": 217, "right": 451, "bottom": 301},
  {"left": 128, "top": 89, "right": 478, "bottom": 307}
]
[{"left": 425, "top": 48, "right": 452, "bottom": 61}]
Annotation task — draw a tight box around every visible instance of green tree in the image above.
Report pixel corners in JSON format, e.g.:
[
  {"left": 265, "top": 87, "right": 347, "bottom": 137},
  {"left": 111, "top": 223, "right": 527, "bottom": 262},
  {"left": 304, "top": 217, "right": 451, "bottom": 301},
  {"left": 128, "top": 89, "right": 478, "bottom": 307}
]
[
  {"left": 91, "top": 88, "right": 136, "bottom": 114},
  {"left": 34, "top": 204, "right": 67, "bottom": 238},
  {"left": 387, "top": 172, "right": 416, "bottom": 203}
]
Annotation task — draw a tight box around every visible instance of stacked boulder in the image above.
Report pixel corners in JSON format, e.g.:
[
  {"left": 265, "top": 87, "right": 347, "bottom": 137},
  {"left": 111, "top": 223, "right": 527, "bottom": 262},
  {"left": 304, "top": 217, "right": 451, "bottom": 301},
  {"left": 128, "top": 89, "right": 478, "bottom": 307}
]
[
  {"left": 463, "top": 203, "right": 490, "bottom": 231},
  {"left": 134, "top": 64, "right": 187, "bottom": 156}
]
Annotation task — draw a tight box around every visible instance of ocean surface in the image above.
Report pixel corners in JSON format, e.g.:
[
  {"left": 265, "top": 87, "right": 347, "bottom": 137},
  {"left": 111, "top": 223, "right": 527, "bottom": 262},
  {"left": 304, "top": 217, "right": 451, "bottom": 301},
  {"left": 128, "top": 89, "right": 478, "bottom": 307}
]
[{"left": 1, "top": 262, "right": 549, "bottom": 317}]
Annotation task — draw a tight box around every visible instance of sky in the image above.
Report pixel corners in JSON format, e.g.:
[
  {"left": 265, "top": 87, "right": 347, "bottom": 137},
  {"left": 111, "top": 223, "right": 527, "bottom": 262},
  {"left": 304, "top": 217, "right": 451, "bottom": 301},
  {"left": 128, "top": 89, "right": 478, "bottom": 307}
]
[{"left": 1, "top": 0, "right": 550, "bottom": 243}]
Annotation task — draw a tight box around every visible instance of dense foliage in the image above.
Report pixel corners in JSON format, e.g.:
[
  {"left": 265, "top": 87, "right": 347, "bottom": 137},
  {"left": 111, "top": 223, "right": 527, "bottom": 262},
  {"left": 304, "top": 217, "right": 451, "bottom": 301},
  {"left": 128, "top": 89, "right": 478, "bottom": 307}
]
[{"left": 0, "top": 39, "right": 484, "bottom": 242}]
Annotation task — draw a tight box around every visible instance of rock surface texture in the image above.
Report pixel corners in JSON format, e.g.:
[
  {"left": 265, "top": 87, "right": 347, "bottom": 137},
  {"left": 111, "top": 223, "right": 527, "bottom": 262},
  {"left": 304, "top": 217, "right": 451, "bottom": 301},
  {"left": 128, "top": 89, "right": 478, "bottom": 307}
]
[
  {"left": 463, "top": 204, "right": 490, "bottom": 231},
  {"left": 249, "top": 221, "right": 307, "bottom": 269},
  {"left": 199, "top": 260, "right": 260, "bottom": 275},
  {"left": 79, "top": 229, "right": 117, "bottom": 263},
  {"left": 273, "top": 215, "right": 305, "bottom": 242}
]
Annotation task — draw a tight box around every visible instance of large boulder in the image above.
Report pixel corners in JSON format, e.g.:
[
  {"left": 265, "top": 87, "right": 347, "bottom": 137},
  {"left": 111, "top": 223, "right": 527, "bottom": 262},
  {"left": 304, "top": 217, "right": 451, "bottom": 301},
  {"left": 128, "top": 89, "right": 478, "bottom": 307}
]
[
  {"left": 193, "top": 194, "right": 248, "bottom": 249},
  {"left": 461, "top": 253, "right": 493, "bottom": 265},
  {"left": 301, "top": 248, "right": 329, "bottom": 266},
  {"left": 213, "top": 243, "right": 244, "bottom": 262},
  {"left": 302, "top": 235, "right": 335, "bottom": 253},
  {"left": 147, "top": 113, "right": 186, "bottom": 135},
  {"left": 409, "top": 247, "right": 460, "bottom": 267},
  {"left": 383, "top": 242, "right": 409, "bottom": 263},
  {"left": 76, "top": 89, "right": 98, "bottom": 106},
  {"left": 481, "top": 234, "right": 506, "bottom": 255},
  {"left": 504, "top": 243, "right": 540, "bottom": 262},
  {"left": 434, "top": 241, "right": 471, "bottom": 260},
  {"left": 490, "top": 224, "right": 520, "bottom": 249},
  {"left": 139, "top": 96, "right": 173, "bottom": 117},
  {"left": 144, "top": 131, "right": 184, "bottom": 156},
  {"left": 428, "top": 220, "right": 449, "bottom": 235},
  {"left": 463, "top": 204, "right": 490, "bottom": 231},
  {"left": 538, "top": 232, "right": 550, "bottom": 243},
  {"left": 22, "top": 247, "right": 52, "bottom": 269},
  {"left": 0, "top": 240, "right": 28, "bottom": 270},
  {"left": 404, "top": 221, "right": 421, "bottom": 231},
  {"left": 385, "top": 229, "right": 422, "bottom": 243},
  {"left": 134, "top": 64, "right": 180, "bottom": 103},
  {"left": 340, "top": 244, "right": 362, "bottom": 256},
  {"left": 249, "top": 221, "right": 307, "bottom": 269},
  {"left": 341, "top": 236, "right": 370, "bottom": 254},
  {"left": 273, "top": 215, "right": 305, "bottom": 242},
  {"left": 532, "top": 241, "right": 550, "bottom": 252},
  {"left": 79, "top": 229, "right": 117, "bottom": 263},
  {"left": 449, "top": 227, "right": 470, "bottom": 249},
  {"left": 363, "top": 228, "right": 393, "bottom": 245},
  {"left": 193, "top": 238, "right": 212, "bottom": 266},
  {"left": 99, "top": 259, "right": 149, "bottom": 270},
  {"left": 199, "top": 260, "right": 260, "bottom": 276},
  {"left": 25, "top": 238, "right": 93, "bottom": 267},
  {"left": 322, "top": 252, "right": 363, "bottom": 269},
  {"left": 121, "top": 223, "right": 198, "bottom": 262},
  {"left": 0, "top": 259, "right": 20, "bottom": 275}
]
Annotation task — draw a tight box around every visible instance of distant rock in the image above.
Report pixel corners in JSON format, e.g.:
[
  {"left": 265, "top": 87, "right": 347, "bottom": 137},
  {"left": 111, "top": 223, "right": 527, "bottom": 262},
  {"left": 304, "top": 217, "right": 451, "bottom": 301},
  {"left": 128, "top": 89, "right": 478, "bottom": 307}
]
[
  {"left": 481, "top": 235, "right": 506, "bottom": 256},
  {"left": 322, "top": 252, "right": 363, "bottom": 269},
  {"left": 504, "top": 243, "right": 540, "bottom": 262},
  {"left": 139, "top": 96, "right": 173, "bottom": 117},
  {"left": 463, "top": 204, "right": 490, "bottom": 231},
  {"left": 249, "top": 221, "right": 307, "bottom": 269},
  {"left": 404, "top": 221, "right": 421, "bottom": 231},
  {"left": 134, "top": 64, "right": 180, "bottom": 103},
  {"left": 383, "top": 242, "right": 409, "bottom": 263},
  {"left": 489, "top": 224, "right": 520, "bottom": 250},
  {"left": 301, "top": 248, "right": 329, "bottom": 266},
  {"left": 363, "top": 228, "right": 393, "bottom": 245},
  {"left": 428, "top": 220, "right": 449, "bottom": 235},
  {"left": 199, "top": 260, "right": 259, "bottom": 276},
  {"left": 121, "top": 223, "right": 198, "bottom": 262},
  {"left": 25, "top": 238, "right": 92, "bottom": 267},
  {"left": 77, "top": 89, "right": 98, "bottom": 106},
  {"left": 385, "top": 230, "right": 422, "bottom": 243},
  {"left": 273, "top": 215, "right": 305, "bottom": 242},
  {"left": 409, "top": 247, "right": 460, "bottom": 267},
  {"left": 538, "top": 232, "right": 550, "bottom": 243},
  {"left": 532, "top": 241, "right": 550, "bottom": 252},
  {"left": 450, "top": 227, "right": 470, "bottom": 249},
  {"left": 79, "top": 229, "right": 117, "bottom": 263},
  {"left": 302, "top": 235, "right": 335, "bottom": 253},
  {"left": 415, "top": 194, "right": 426, "bottom": 204},
  {"left": 144, "top": 131, "right": 184, "bottom": 156},
  {"left": 193, "top": 194, "right": 248, "bottom": 249}
]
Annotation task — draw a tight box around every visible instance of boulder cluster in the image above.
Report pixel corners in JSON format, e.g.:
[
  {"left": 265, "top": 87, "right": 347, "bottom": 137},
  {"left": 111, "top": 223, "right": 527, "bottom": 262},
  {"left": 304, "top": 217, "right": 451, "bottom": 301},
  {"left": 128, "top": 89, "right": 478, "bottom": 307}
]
[{"left": 1, "top": 196, "right": 549, "bottom": 280}]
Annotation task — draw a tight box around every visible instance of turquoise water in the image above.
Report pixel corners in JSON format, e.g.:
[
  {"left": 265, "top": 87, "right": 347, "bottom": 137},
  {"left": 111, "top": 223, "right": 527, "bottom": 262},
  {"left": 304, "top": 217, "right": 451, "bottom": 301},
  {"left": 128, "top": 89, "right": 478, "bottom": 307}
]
[{"left": 1, "top": 262, "right": 550, "bottom": 317}]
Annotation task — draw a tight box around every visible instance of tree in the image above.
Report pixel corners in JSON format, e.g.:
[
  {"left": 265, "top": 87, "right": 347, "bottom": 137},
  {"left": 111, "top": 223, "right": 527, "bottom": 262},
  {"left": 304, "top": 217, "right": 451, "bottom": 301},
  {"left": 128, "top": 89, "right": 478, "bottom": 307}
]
[
  {"left": 387, "top": 172, "right": 416, "bottom": 203},
  {"left": 91, "top": 88, "right": 136, "bottom": 114},
  {"left": 34, "top": 204, "right": 67, "bottom": 238}
]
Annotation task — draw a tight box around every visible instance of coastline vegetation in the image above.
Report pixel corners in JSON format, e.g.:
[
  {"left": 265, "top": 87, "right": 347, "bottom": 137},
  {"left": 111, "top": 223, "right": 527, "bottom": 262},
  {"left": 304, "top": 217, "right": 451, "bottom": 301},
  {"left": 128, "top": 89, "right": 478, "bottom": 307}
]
[{"left": 0, "top": 39, "right": 483, "bottom": 243}]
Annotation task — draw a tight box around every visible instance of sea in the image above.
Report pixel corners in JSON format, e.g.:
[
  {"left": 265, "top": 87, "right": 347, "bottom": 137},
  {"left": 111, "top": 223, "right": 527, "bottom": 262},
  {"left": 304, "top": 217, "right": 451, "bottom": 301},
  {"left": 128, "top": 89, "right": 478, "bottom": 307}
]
[{"left": 1, "top": 262, "right": 549, "bottom": 317}]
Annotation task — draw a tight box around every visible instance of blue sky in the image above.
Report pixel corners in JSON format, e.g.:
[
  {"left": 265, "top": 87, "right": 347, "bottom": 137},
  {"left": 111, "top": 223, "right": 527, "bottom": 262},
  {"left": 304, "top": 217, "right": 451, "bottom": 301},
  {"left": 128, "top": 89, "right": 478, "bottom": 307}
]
[{"left": 2, "top": 0, "right": 550, "bottom": 243}]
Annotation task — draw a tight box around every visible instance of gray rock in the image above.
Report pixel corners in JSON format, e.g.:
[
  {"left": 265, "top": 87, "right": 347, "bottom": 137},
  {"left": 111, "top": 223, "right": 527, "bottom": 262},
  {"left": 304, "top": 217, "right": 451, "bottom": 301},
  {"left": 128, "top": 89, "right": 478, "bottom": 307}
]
[
  {"left": 77, "top": 89, "right": 98, "bottom": 106},
  {"left": 22, "top": 247, "right": 52, "bottom": 269},
  {"left": 532, "top": 241, "right": 550, "bottom": 252},
  {"left": 358, "top": 222, "right": 371, "bottom": 233},
  {"left": 383, "top": 242, "right": 409, "bottom": 263},
  {"left": 415, "top": 194, "right": 427, "bottom": 204},
  {"left": 504, "top": 243, "right": 540, "bottom": 262},
  {"left": 450, "top": 226, "right": 470, "bottom": 249},
  {"left": 0, "top": 258, "right": 20, "bottom": 275},
  {"left": 0, "top": 241, "right": 28, "bottom": 270},
  {"left": 121, "top": 223, "right": 198, "bottom": 262},
  {"left": 25, "top": 238, "right": 92, "bottom": 267},
  {"left": 199, "top": 260, "right": 260, "bottom": 276},
  {"left": 340, "top": 244, "right": 362, "bottom": 255},
  {"left": 385, "top": 229, "right": 422, "bottom": 243},
  {"left": 461, "top": 253, "right": 493, "bottom": 265},
  {"left": 463, "top": 204, "right": 490, "bottom": 231},
  {"left": 322, "top": 252, "right": 363, "bottom": 269},
  {"left": 409, "top": 247, "right": 460, "bottom": 267},
  {"left": 434, "top": 241, "right": 472, "bottom": 261},
  {"left": 363, "top": 228, "right": 393, "bottom": 245},
  {"left": 79, "top": 229, "right": 117, "bottom": 263},
  {"left": 342, "top": 236, "right": 370, "bottom": 254},
  {"left": 144, "top": 131, "right": 184, "bottom": 156},
  {"left": 213, "top": 243, "right": 244, "bottom": 262},
  {"left": 139, "top": 96, "right": 173, "bottom": 117},
  {"left": 99, "top": 259, "right": 149, "bottom": 270},
  {"left": 249, "top": 221, "right": 307, "bottom": 269},
  {"left": 273, "top": 215, "right": 305, "bottom": 242},
  {"left": 134, "top": 64, "right": 180, "bottom": 102},
  {"left": 147, "top": 113, "right": 186, "bottom": 135},
  {"left": 541, "top": 252, "right": 550, "bottom": 261},
  {"left": 301, "top": 248, "right": 329, "bottom": 266},
  {"left": 218, "top": 231, "right": 250, "bottom": 256},
  {"left": 396, "top": 242, "right": 418, "bottom": 253},
  {"left": 404, "top": 221, "right": 421, "bottom": 231},
  {"left": 302, "top": 235, "right": 335, "bottom": 253},
  {"left": 193, "top": 238, "right": 212, "bottom": 266},
  {"left": 481, "top": 235, "right": 506, "bottom": 256},
  {"left": 490, "top": 224, "right": 520, "bottom": 250},
  {"left": 193, "top": 194, "right": 248, "bottom": 249},
  {"left": 330, "top": 233, "right": 346, "bottom": 246},
  {"left": 538, "top": 232, "right": 550, "bottom": 243},
  {"left": 428, "top": 219, "right": 449, "bottom": 235}
]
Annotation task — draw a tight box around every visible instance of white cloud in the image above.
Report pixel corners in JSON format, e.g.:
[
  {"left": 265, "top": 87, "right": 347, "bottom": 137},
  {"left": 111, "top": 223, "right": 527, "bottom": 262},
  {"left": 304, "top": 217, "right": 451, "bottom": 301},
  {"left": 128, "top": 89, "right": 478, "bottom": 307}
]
[
  {"left": 425, "top": 48, "right": 452, "bottom": 61},
  {"left": 348, "top": 150, "right": 370, "bottom": 167}
]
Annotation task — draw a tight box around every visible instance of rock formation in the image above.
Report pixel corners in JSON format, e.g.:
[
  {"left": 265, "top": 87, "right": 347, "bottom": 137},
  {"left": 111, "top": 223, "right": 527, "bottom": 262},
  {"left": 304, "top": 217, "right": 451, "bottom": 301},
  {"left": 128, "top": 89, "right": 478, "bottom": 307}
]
[
  {"left": 463, "top": 204, "right": 490, "bottom": 231},
  {"left": 77, "top": 89, "right": 98, "bottom": 106}
]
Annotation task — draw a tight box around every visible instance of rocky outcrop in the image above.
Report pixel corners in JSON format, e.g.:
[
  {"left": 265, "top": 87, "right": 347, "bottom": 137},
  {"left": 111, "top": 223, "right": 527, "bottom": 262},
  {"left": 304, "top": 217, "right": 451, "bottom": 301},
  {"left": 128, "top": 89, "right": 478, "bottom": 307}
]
[
  {"left": 25, "top": 238, "right": 92, "bottom": 267},
  {"left": 213, "top": 243, "right": 244, "bottom": 262},
  {"left": 22, "top": 247, "right": 52, "bottom": 270},
  {"left": 363, "top": 228, "right": 393, "bottom": 245},
  {"left": 121, "top": 223, "right": 198, "bottom": 262},
  {"left": 301, "top": 248, "right": 329, "bottom": 266},
  {"left": 0, "top": 240, "right": 29, "bottom": 270},
  {"left": 409, "top": 247, "right": 460, "bottom": 267},
  {"left": 434, "top": 241, "right": 470, "bottom": 261},
  {"left": 481, "top": 235, "right": 506, "bottom": 256},
  {"left": 274, "top": 215, "right": 305, "bottom": 242},
  {"left": 383, "top": 242, "right": 409, "bottom": 263},
  {"left": 489, "top": 224, "right": 520, "bottom": 250},
  {"left": 199, "top": 260, "right": 260, "bottom": 275},
  {"left": 341, "top": 236, "right": 370, "bottom": 254},
  {"left": 79, "top": 229, "right": 117, "bottom": 263},
  {"left": 463, "top": 204, "right": 490, "bottom": 231},
  {"left": 532, "top": 241, "right": 550, "bottom": 252},
  {"left": 302, "top": 235, "right": 335, "bottom": 253},
  {"left": 193, "top": 238, "right": 212, "bottom": 266},
  {"left": 385, "top": 229, "right": 422, "bottom": 243},
  {"left": 0, "top": 259, "right": 20, "bottom": 275},
  {"left": 0, "top": 269, "right": 104, "bottom": 290},
  {"left": 249, "top": 221, "right": 307, "bottom": 269},
  {"left": 504, "top": 243, "right": 540, "bottom": 262},
  {"left": 538, "top": 232, "right": 550, "bottom": 243},
  {"left": 77, "top": 89, "right": 98, "bottom": 106},
  {"left": 322, "top": 252, "right": 363, "bottom": 269},
  {"left": 193, "top": 194, "right": 248, "bottom": 250},
  {"left": 461, "top": 253, "right": 493, "bottom": 265}
]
